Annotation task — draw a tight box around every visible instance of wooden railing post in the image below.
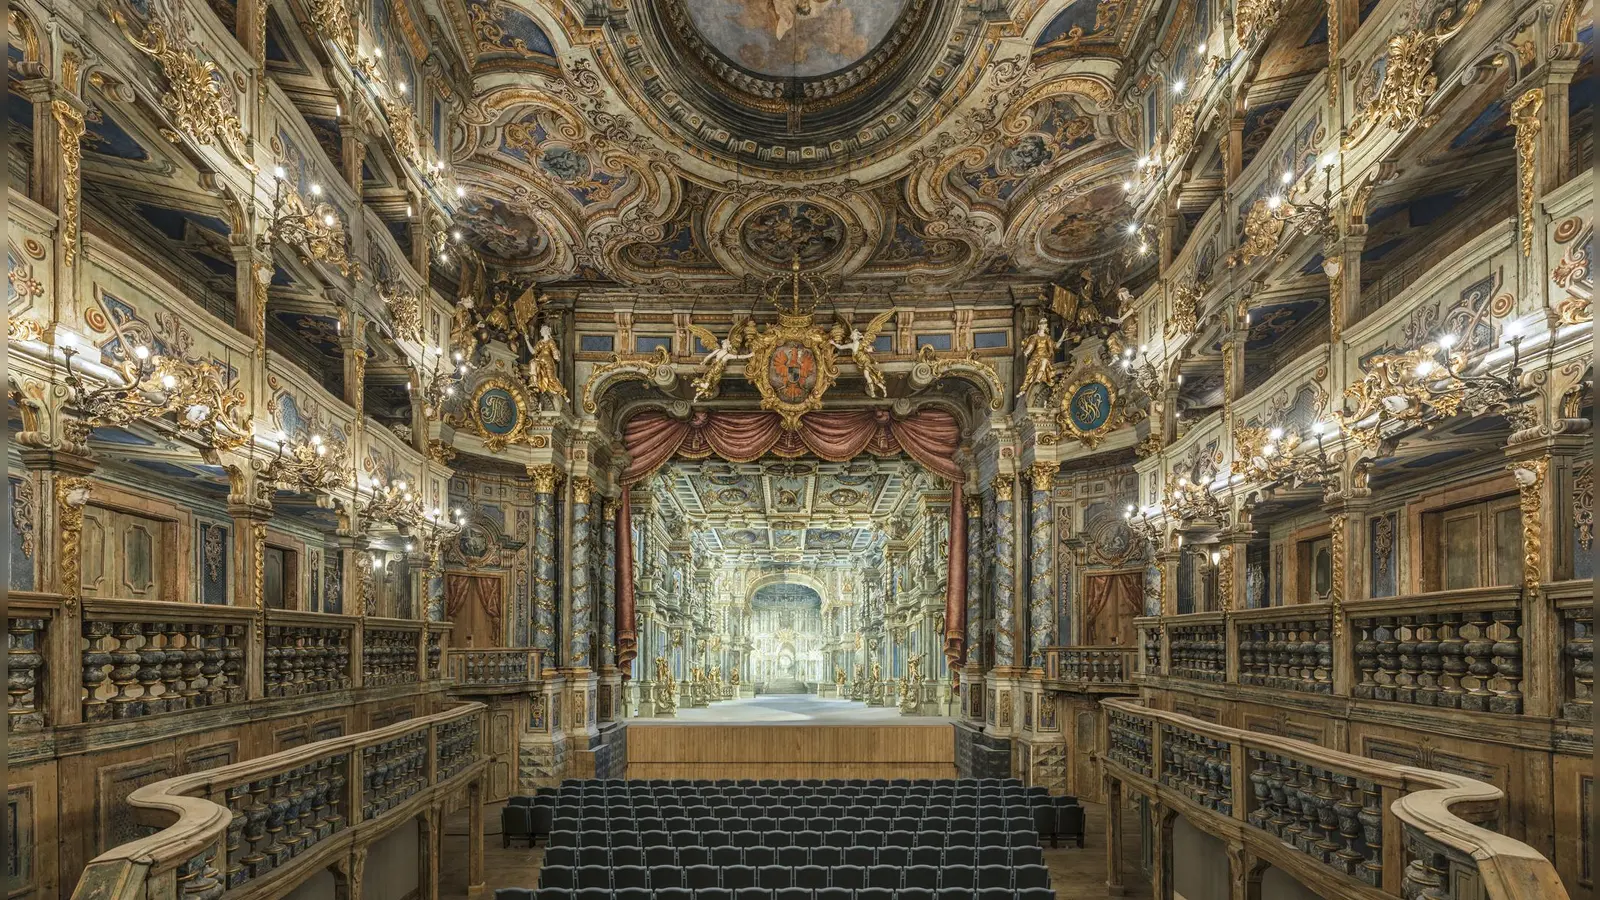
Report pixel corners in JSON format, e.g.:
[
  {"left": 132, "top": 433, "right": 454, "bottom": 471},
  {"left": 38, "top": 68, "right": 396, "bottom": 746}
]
[{"left": 351, "top": 618, "right": 366, "bottom": 690}]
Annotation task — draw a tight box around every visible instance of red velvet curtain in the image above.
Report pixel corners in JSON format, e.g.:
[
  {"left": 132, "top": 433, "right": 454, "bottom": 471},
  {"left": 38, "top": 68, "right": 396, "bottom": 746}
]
[
  {"left": 615, "top": 491, "right": 637, "bottom": 678},
  {"left": 943, "top": 479, "right": 967, "bottom": 671},
  {"left": 621, "top": 409, "right": 965, "bottom": 485}
]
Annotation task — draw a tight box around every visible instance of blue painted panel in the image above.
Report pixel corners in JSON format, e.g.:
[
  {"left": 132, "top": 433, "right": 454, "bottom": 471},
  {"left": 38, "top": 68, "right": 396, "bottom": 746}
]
[
  {"left": 579, "top": 334, "right": 615, "bottom": 353},
  {"left": 974, "top": 331, "right": 1008, "bottom": 349},
  {"left": 198, "top": 520, "right": 229, "bottom": 604},
  {"left": 916, "top": 333, "right": 952, "bottom": 351},
  {"left": 635, "top": 336, "right": 671, "bottom": 353}
]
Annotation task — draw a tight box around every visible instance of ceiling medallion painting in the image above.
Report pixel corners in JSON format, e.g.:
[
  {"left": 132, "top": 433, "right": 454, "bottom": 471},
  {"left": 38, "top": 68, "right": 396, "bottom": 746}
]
[
  {"left": 740, "top": 202, "right": 847, "bottom": 269},
  {"left": 685, "top": 0, "right": 908, "bottom": 77}
]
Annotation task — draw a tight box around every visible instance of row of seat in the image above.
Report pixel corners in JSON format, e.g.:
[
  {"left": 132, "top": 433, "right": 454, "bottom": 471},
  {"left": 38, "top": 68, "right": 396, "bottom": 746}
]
[
  {"left": 544, "top": 816, "right": 1038, "bottom": 834},
  {"left": 551, "top": 786, "right": 1042, "bottom": 798},
  {"left": 538, "top": 863, "right": 1051, "bottom": 892},
  {"left": 541, "top": 844, "right": 1045, "bottom": 871},
  {"left": 559, "top": 777, "right": 1030, "bottom": 783},
  {"left": 545, "top": 830, "right": 1040, "bottom": 851},
  {"left": 498, "top": 888, "right": 1053, "bottom": 900}
]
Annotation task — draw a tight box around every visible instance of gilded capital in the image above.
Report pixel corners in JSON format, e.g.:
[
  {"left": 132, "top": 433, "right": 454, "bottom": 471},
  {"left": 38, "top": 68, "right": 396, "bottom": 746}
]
[
  {"left": 572, "top": 475, "right": 594, "bottom": 505},
  {"left": 991, "top": 476, "right": 1014, "bottom": 503},
  {"left": 1027, "top": 462, "right": 1057, "bottom": 493},
  {"left": 528, "top": 464, "right": 562, "bottom": 494}
]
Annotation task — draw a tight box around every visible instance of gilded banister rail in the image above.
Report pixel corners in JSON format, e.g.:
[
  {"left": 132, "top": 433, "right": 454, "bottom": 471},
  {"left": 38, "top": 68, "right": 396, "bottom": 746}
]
[
  {"left": 445, "top": 647, "right": 547, "bottom": 687},
  {"left": 1132, "top": 586, "right": 1566, "bottom": 716},
  {"left": 1040, "top": 646, "right": 1137, "bottom": 688},
  {"left": 1099, "top": 698, "right": 1570, "bottom": 900},
  {"left": 69, "top": 703, "right": 486, "bottom": 900}
]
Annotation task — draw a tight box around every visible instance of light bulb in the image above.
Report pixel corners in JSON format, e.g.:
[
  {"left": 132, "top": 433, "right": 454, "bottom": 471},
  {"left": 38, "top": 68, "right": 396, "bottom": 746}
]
[
  {"left": 323, "top": 214, "right": 336, "bottom": 227},
  {"left": 396, "top": 480, "right": 408, "bottom": 491},
  {"left": 1503, "top": 319, "right": 1523, "bottom": 339},
  {"left": 1267, "top": 195, "right": 1283, "bottom": 210},
  {"left": 161, "top": 375, "right": 177, "bottom": 389},
  {"left": 1262, "top": 444, "right": 1276, "bottom": 457},
  {"left": 274, "top": 165, "right": 286, "bottom": 179},
  {"left": 1138, "top": 243, "right": 1149, "bottom": 255},
  {"left": 335, "top": 102, "right": 342, "bottom": 118},
  {"left": 453, "top": 351, "right": 464, "bottom": 362},
  {"left": 1414, "top": 360, "right": 1435, "bottom": 377},
  {"left": 1437, "top": 333, "right": 1456, "bottom": 349},
  {"left": 397, "top": 81, "right": 407, "bottom": 93},
  {"left": 1126, "top": 223, "right": 1138, "bottom": 235},
  {"left": 1139, "top": 345, "right": 1148, "bottom": 354},
  {"left": 310, "top": 183, "right": 322, "bottom": 195},
  {"left": 1321, "top": 151, "right": 1336, "bottom": 168},
  {"left": 433, "top": 346, "right": 444, "bottom": 356},
  {"left": 406, "top": 204, "right": 414, "bottom": 217},
  {"left": 133, "top": 345, "right": 150, "bottom": 360},
  {"left": 1178, "top": 476, "right": 1189, "bottom": 487},
  {"left": 373, "top": 46, "right": 383, "bottom": 58},
  {"left": 1210, "top": 551, "right": 1221, "bottom": 565},
  {"left": 444, "top": 386, "right": 455, "bottom": 397},
  {"left": 1312, "top": 421, "right": 1326, "bottom": 436},
  {"left": 316, "top": 445, "right": 327, "bottom": 456},
  {"left": 455, "top": 186, "right": 466, "bottom": 198},
  {"left": 1197, "top": 42, "right": 1206, "bottom": 54},
  {"left": 452, "top": 230, "right": 463, "bottom": 241},
  {"left": 1172, "top": 79, "right": 1185, "bottom": 94},
  {"left": 1268, "top": 427, "right": 1283, "bottom": 440},
  {"left": 1123, "top": 180, "right": 1133, "bottom": 192},
  {"left": 1280, "top": 170, "right": 1295, "bottom": 184},
  {"left": 311, "top": 433, "right": 323, "bottom": 445},
  {"left": 1137, "top": 156, "right": 1149, "bottom": 167}
]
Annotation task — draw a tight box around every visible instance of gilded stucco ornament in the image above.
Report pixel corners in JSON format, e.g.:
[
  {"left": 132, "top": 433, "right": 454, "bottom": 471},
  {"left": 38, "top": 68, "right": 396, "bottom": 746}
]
[
  {"left": 1510, "top": 89, "right": 1544, "bottom": 257},
  {"left": 380, "top": 280, "right": 423, "bottom": 344},
  {"left": 55, "top": 477, "right": 91, "bottom": 614},
  {"left": 581, "top": 347, "right": 674, "bottom": 414},
  {"left": 1235, "top": 0, "right": 1287, "bottom": 44},
  {"left": 467, "top": 374, "right": 533, "bottom": 451},
  {"left": 744, "top": 259, "right": 842, "bottom": 430},
  {"left": 1552, "top": 216, "right": 1592, "bottom": 325},
  {"left": 51, "top": 100, "right": 85, "bottom": 267},
  {"left": 1342, "top": 0, "right": 1483, "bottom": 148},
  {"left": 109, "top": 1, "right": 256, "bottom": 172},
  {"left": 1226, "top": 199, "right": 1286, "bottom": 268},
  {"left": 1057, "top": 371, "right": 1119, "bottom": 449},
  {"left": 1508, "top": 457, "right": 1548, "bottom": 597}
]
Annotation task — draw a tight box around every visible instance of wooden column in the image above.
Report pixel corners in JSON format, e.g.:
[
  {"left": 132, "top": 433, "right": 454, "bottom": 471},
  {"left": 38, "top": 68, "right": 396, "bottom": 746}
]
[
  {"left": 1104, "top": 777, "right": 1125, "bottom": 896},
  {"left": 468, "top": 779, "right": 485, "bottom": 892}
]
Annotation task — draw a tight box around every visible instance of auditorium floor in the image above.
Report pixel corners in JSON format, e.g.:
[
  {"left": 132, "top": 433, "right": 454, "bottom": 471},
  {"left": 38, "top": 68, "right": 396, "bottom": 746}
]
[
  {"left": 440, "top": 800, "right": 1151, "bottom": 899},
  {"left": 633, "top": 695, "right": 956, "bottom": 724}
]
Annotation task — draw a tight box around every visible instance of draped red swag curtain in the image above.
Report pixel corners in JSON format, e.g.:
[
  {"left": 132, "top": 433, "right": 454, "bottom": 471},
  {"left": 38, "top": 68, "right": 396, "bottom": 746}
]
[{"left": 613, "top": 409, "right": 970, "bottom": 678}]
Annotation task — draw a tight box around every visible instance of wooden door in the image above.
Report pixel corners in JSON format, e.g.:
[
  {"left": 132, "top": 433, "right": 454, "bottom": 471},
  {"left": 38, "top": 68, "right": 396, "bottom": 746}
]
[{"left": 81, "top": 506, "right": 167, "bottom": 601}]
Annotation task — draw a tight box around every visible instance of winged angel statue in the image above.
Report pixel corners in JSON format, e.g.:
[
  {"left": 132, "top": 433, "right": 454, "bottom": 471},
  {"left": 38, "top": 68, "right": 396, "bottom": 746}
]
[
  {"left": 687, "top": 320, "right": 756, "bottom": 401},
  {"left": 831, "top": 309, "right": 897, "bottom": 399}
]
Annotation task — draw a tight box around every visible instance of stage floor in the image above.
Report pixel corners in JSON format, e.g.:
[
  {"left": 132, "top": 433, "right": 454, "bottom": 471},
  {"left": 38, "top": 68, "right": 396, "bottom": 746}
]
[{"left": 633, "top": 695, "right": 953, "bottom": 725}]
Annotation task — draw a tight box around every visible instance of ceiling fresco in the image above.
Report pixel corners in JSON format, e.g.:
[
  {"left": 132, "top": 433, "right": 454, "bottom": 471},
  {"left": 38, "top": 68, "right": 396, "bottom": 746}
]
[
  {"left": 437, "top": 0, "right": 1152, "bottom": 289},
  {"left": 685, "top": 0, "right": 908, "bottom": 77}
]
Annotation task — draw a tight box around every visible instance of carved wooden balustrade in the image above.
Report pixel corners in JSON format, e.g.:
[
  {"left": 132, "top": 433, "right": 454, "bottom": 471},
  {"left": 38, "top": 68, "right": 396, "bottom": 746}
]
[
  {"left": 1099, "top": 698, "right": 1571, "bottom": 900},
  {"left": 1041, "top": 646, "right": 1137, "bottom": 691},
  {"left": 1550, "top": 580, "right": 1591, "bottom": 724},
  {"left": 81, "top": 599, "right": 253, "bottom": 722},
  {"left": 445, "top": 648, "right": 548, "bottom": 689},
  {"left": 69, "top": 703, "right": 487, "bottom": 900},
  {"left": 1166, "top": 615, "right": 1227, "bottom": 682},
  {"left": 1233, "top": 604, "right": 1335, "bottom": 695},
  {"left": 6, "top": 592, "right": 456, "bottom": 740},
  {"left": 1132, "top": 586, "right": 1588, "bottom": 720}
]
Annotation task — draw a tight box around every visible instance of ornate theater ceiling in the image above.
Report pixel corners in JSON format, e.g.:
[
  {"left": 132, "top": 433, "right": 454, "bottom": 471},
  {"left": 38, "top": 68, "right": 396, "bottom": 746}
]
[
  {"left": 659, "top": 456, "right": 932, "bottom": 565},
  {"left": 444, "top": 0, "right": 1148, "bottom": 290}
]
